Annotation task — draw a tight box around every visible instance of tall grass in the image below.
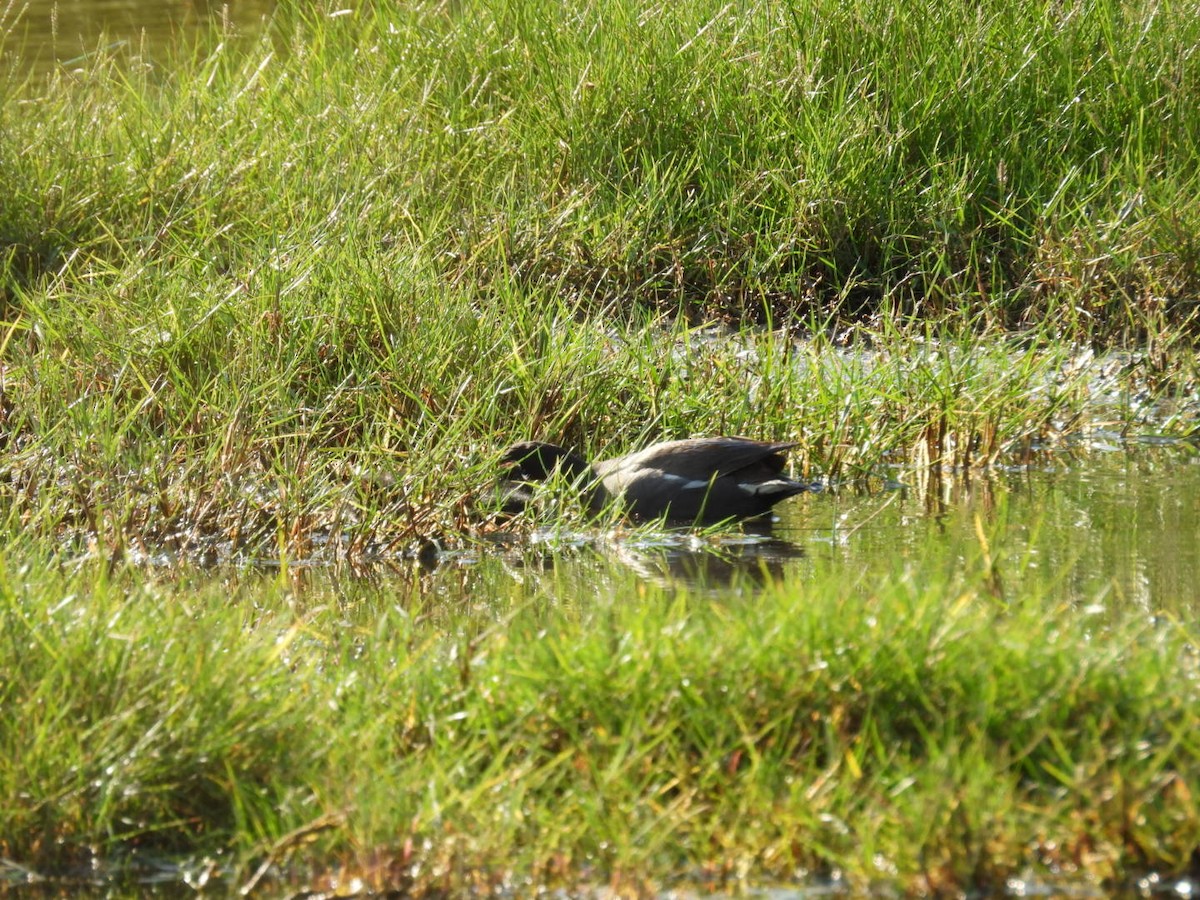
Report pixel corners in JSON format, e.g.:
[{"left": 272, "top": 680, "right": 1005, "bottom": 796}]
[
  {"left": 5, "top": 263, "right": 1190, "bottom": 556},
  {"left": 1, "top": 0, "right": 1197, "bottom": 555},
  {"left": 1, "top": 2, "right": 1198, "bottom": 890},
  {"left": 5, "top": 0, "right": 1200, "bottom": 326}
]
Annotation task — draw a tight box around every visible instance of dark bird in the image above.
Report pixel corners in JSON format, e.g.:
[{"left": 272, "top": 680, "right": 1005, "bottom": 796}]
[{"left": 498, "top": 437, "right": 810, "bottom": 524}]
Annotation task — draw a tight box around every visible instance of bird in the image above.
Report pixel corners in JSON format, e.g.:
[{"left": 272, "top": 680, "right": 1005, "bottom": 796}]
[{"left": 497, "top": 437, "right": 810, "bottom": 524}]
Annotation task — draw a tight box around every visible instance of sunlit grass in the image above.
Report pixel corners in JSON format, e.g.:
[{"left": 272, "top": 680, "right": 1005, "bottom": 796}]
[
  {"left": 2, "top": 529, "right": 1197, "bottom": 893},
  {"left": 2, "top": 0, "right": 1198, "bottom": 554},
  {"left": 5, "top": 278, "right": 1192, "bottom": 557},
  {"left": 6, "top": 0, "right": 1200, "bottom": 327}
]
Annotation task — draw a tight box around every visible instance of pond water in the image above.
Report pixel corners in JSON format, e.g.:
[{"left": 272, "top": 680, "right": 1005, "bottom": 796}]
[
  {"left": 261, "top": 440, "right": 1200, "bottom": 623},
  {"left": 442, "top": 442, "right": 1200, "bottom": 614},
  {"left": 1, "top": 0, "right": 274, "bottom": 73}
]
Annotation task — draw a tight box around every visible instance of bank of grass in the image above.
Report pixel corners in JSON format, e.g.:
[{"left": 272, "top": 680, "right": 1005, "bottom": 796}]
[
  {"left": 7, "top": 0, "right": 1200, "bottom": 321},
  {"left": 4, "top": 0, "right": 1200, "bottom": 328},
  {"left": 1, "top": 532, "right": 1197, "bottom": 894},
  {"left": 3, "top": 263, "right": 1195, "bottom": 557},
  {"left": 2, "top": 0, "right": 1199, "bottom": 554}
]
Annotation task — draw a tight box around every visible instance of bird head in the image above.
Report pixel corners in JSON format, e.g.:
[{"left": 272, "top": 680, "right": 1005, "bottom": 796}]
[{"left": 499, "top": 441, "right": 589, "bottom": 483}]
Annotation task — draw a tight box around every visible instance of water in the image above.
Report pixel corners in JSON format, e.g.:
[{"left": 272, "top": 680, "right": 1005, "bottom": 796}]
[
  {"left": 798, "top": 441, "right": 1200, "bottom": 615},
  {"left": 1, "top": 0, "right": 274, "bottom": 73},
  {"left": 447, "top": 442, "right": 1200, "bottom": 620},
  {"left": 171, "top": 440, "right": 1200, "bottom": 626}
]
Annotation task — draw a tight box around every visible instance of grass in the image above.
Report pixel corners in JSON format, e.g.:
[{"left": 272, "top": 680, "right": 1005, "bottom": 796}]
[
  {"left": 2, "top": 0, "right": 1200, "bottom": 553},
  {"left": 1, "top": 0, "right": 1197, "bottom": 553},
  {"left": 5, "top": 0, "right": 1200, "bottom": 327},
  {"left": 1, "top": 528, "right": 1197, "bottom": 894},
  {"left": 1, "top": 0, "right": 1200, "bottom": 891}
]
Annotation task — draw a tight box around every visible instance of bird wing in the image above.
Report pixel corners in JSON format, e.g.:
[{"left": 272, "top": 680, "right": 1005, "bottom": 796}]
[{"left": 604, "top": 437, "right": 797, "bottom": 481}]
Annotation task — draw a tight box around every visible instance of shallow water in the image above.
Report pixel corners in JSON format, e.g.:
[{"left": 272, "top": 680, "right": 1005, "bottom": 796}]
[
  {"left": 196, "top": 441, "right": 1200, "bottom": 624},
  {"left": 793, "top": 441, "right": 1200, "bottom": 616},
  {"left": 2, "top": 0, "right": 273, "bottom": 74},
  {"left": 443, "top": 442, "right": 1199, "bottom": 621}
]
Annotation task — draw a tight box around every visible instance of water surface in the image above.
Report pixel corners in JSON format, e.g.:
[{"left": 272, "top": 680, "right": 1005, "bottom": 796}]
[
  {"left": 366, "top": 442, "right": 1200, "bottom": 620},
  {"left": 3, "top": 0, "right": 273, "bottom": 73}
]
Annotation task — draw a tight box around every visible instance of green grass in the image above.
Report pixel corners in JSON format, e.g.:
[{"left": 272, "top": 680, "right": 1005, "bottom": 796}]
[
  {"left": 2, "top": 0, "right": 1198, "bottom": 552},
  {"left": 1, "top": 0, "right": 1200, "bottom": 891},
  {"left": 2, "top": 531, "right": 1197, "bottom": 894},
  {"left": 5, "top": 0, "right": 1200, "bottom": 327}
]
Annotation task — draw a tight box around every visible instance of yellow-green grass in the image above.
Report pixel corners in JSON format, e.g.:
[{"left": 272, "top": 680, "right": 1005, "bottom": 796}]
[
  {"left": 2, "top": 532, "right": 1197, "bottom": 894},
  {"left": 4, "top": 0, "right": 1200, "bottom": 329},
  {"left": 2, "top": 0, "right": 1198, "bottom": 555}
]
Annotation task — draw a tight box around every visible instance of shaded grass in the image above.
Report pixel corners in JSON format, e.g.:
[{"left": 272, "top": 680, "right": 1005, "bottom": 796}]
[{"left": 1, "top": 527, "right": 1198, "bottom": 893}]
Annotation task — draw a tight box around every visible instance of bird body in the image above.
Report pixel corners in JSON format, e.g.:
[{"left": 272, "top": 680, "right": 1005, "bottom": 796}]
[{"left": 499, "top": 437, "right": 809, "bottom": 523}]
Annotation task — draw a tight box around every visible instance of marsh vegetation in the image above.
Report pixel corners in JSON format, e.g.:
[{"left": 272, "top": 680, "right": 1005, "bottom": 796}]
[{"left": 2, "top": 0, "right": 1199, "bottom": 893}]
